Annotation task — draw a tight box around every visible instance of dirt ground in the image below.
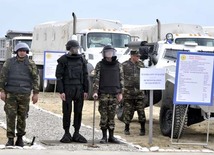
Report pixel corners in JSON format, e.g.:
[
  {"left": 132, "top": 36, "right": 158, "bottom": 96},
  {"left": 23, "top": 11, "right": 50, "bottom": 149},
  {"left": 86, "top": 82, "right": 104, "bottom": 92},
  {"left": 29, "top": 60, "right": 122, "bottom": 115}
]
[{"left": 0, "top": 92, "right": 214, "bottom": 151}]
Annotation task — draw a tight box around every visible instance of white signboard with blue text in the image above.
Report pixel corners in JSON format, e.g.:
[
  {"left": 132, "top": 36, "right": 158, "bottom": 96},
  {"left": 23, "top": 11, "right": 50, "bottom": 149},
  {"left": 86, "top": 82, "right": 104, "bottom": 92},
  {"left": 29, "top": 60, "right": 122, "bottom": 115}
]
[
  {"left": 173, "top": 51, "right": 214, "bottom": 106},
  {"left": 43, "top": 51, "right": 66, "bottom": 80}
]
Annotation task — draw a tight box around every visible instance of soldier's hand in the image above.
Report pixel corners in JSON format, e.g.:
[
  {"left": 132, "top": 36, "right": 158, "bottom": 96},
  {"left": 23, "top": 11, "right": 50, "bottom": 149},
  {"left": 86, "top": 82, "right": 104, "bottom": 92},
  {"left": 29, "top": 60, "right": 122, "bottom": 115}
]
[
  {"left": 84, "top": 92, "right": 88, "bottom": 100},
  {"left": 32, "top": 94, "right": 38, "bottom": 104},
  {"left": 93, "top": 93, "right": 98, "bottom": 100},
  {"left": 60, "top": 93, "right": 66, "bottom": 101},
  {"left": 116, "top": 93, "right": 123, "bottom": 102},
  {"left": 0, "top": 91, "right": 6, "bottom": 102}
]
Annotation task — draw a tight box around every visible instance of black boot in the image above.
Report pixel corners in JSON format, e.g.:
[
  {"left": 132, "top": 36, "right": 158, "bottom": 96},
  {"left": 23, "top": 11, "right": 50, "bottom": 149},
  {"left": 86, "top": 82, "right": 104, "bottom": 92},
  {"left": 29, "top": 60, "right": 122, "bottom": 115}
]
[
  {"left": 100, "top": 129, "right": 107, "bottom": 144},
  {"left": 124, "top": 124, "right": 130, "bottom": 135},
  {"left": 73, "top": 132, "right": 87, "bottom": 143},
  {"left": 60, "top": 129, "right": 72, "bottom": 143},
  {"left": 139, "top": 122, "right": 145, "bottom": 136},
  {"left": 6, "top": 138, "right": 14, "bottom": 146},
  {"left": 108, "top": 129, "right": 120, "bottom": 144},
  {"left": 15, "top": 136, "right": 24, "bottom": 147}
]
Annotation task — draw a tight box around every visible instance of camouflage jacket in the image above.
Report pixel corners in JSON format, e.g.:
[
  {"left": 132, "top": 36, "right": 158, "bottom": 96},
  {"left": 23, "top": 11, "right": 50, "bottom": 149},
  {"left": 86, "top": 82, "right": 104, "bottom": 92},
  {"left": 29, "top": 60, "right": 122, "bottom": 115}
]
[
  {"left": 93, "top": 59, "right": 124, "bottom": 94},
  {"left": 122, "top": 59, "right": 145, "bottom": 99},
  {"left": 0, "top": 56, "right": 39, "bottom": 94}
]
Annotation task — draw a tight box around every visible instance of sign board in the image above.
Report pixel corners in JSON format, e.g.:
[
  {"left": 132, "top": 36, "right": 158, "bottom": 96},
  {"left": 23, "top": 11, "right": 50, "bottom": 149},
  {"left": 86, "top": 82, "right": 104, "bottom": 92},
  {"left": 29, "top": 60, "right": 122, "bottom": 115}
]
[
  {"left": 43, "top": 51, "right": 66, "bottom": 80},
  {"left": 173, "top": 52, "right": 214, "bottom": 106},
  {"left": 140, "top": 68, "right": 165, "bottom": 144},
  {"left": 140, "top": 68, "right": 166, "bottom": 90}
]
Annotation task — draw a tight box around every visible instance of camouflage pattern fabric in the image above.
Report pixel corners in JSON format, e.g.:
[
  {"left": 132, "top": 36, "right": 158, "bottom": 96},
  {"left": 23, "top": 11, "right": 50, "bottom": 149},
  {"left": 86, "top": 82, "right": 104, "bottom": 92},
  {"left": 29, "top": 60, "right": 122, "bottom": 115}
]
[
  {"left": 122, "top": 59, "right": 145, "bottom": 99},
  {"left": 93, "top": 59, "right": 124, "bottom": 130},
  {"left": 0, "top": 57, "right": 39, "bottom": 93},
  {"left": 122, "top": 59, "right": 147, "bottom": 124},
  {"left": 123, "top": 99, "right": 146, "bottom": 124},
  {"left": 4, "top": 93, "right": 30, "bottom": 138},
  {"left": 0, "top": 56, "right": 39, "bottom": 138},
  {"left": 98, "top": 94, "right": 118, "bottom": 130}
]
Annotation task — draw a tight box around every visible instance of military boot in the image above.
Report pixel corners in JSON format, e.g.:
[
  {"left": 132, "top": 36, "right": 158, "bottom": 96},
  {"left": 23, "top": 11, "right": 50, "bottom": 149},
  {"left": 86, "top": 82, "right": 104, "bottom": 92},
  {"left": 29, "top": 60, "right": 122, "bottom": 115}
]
[
  {"left": 15, "top": 136, "right": 24, "bottom": 147},
  {"left": 73, "top": 132, "right": 87, "bottom": 143},
  {"left": 139, "top": 122, "right": 145, "bottom": 136},
  {"left": 6, "top": 138, "right": 14, "bottom": 146},
  {"left": 60, "top": 129, "right": 72, "bottom": 143},
  {"left": 100, "top": 129, "right": 107, "bottom": 144},
  {"left": 108, "top": 129, "right": 120, "bottom": 144},
  {"left": 124, "top": 124, "right": 130, "bottom": 135}
]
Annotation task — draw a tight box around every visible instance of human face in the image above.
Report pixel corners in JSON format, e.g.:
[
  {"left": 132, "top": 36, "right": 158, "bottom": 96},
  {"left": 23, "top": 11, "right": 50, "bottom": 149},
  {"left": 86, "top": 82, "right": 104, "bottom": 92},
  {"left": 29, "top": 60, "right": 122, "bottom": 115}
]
[
  {"left": 131, "top": 54, "right": 140, "bottom": 63},
  {"left": 71, "top": 46, "right": 79, "bottom": 54},
  {"left": 104, "top": 49, "right": 115, "bottom": 58},
  {"left": 17, "top": 50, "right": 27, "bottom": 58}
]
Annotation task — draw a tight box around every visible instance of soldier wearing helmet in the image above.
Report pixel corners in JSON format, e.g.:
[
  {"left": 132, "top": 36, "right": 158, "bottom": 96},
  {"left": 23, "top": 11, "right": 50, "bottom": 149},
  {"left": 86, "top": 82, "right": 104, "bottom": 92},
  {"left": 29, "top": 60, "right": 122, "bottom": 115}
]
[
  {"left": 55, "top": 40, "right": 89, "bottom": 143},
  {"left": 92, "top": 45, "right": 124, "bottom": 144},
  {"left": 0, "top": 42, "right": 39, "bottom": 147}
]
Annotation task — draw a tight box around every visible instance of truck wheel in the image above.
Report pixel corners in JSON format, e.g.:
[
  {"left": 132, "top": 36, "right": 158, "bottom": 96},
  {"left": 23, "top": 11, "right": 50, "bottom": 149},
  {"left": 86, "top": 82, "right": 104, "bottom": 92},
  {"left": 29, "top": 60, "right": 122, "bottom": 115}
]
[
  {"left": 87, "top": 63, "right": 94, "bottom": 100},
  {"left": 44, "top": 80, "right": 55, "bottom": 92},
  {"left": 88, "top": 76, "right": 94, "bottom": 100},
  {"left": 159, "top": 100, "right": 173, "bottom": 137},
  {"left": 159, "top": 99, "right": 187, "bottom": 138},
  {"left": 144, "top": 90, "right": 162, "bottom": 107},
  {"left": 38, "top": 69, "right": 44, "bottom": 91},
  {"left": 173, "top": 104, "right": 188, "bottom": 138}
]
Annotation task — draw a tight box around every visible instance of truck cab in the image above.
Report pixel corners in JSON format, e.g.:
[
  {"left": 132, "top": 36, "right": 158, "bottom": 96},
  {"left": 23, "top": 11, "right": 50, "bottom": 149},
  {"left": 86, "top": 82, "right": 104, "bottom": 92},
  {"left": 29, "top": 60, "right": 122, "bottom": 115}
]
[{"left": 165, "top": 33, "right": 214, "bottom": 47}]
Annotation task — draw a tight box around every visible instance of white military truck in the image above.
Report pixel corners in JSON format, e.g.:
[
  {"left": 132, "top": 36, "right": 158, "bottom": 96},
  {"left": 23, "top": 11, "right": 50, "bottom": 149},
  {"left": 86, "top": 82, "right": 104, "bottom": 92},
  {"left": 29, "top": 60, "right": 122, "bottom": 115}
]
[
  {"left": 31, "top": 13, "right": 131, "bottom": 97},
  {"left": 123, "top": 19, "right": 207, "bottom": 43},
  {"left": 0, "top": 30, "right": 32, "bottom": 71},
  {"left": 124, "top": 35, "right": 214, "bottom": 138}
]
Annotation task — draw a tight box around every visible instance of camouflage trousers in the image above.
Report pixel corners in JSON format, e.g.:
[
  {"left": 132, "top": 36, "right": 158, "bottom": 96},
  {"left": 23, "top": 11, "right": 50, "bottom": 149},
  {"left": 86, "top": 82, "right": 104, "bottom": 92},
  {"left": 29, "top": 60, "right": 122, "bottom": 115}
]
[
  {"left": 123, "top": 98, "right": 146, "bottom": 124},
  {"left": 98, "top": 94, "right": 118, "bottom": 130},
  {"left": 4, "top": 93, "right": 30, "bottom": 138}
]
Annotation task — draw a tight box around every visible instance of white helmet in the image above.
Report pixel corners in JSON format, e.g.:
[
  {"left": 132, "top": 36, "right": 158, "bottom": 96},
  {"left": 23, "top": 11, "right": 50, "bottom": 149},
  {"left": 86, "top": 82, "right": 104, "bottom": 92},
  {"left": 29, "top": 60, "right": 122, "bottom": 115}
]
[{"left": 14, "top": 42, "right": 30, "bottom": 54}]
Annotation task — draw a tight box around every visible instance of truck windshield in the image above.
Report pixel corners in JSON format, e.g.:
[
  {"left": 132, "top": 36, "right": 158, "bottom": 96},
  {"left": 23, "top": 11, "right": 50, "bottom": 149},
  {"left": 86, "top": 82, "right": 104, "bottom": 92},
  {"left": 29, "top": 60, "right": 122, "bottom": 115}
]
[
  {"left": 175, "top": 38, "right": 214, "bottom": 47},
  {"left": 164, "top": 49, "right": 189, "bottom": 60},
  {"left": 87, "top": 32, "right": 131, "bottom": 48},
  {"left": 13, "top": 39, "right": 32, "bottom": 48}
]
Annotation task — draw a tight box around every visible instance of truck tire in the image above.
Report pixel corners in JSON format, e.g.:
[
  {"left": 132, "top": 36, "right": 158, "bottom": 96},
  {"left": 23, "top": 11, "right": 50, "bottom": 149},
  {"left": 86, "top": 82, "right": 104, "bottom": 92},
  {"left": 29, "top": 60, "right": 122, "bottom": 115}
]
[
  {"left": 43, "top": 80, "right": 55, "bottom": 92},
  {"left": 87, "top": 63, "right": 94, "bottom": 100},
  {"left": 88, "top": 76, "right": 94, "bottom": 100},
  {"left": 173, "top": 104, "right": 188, "bottom": 138},
  {"left": 144, "top": 90, "right": 162, "bottom": 107},
  {"left": 38, "top": 69, "right": 44, "bottom": 91},
  {"left": 159, "top": 99, "right": 187, "bottom": 138}
]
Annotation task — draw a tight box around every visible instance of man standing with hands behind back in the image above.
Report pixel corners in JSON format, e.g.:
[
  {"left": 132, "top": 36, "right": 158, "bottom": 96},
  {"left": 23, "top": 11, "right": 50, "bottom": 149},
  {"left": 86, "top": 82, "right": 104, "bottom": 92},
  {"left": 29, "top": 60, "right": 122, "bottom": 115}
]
[
  {"left": 0, "top": 42, "right": 39, "bottom": 147},
  {"left": 122, "top": 50, "right": 147, "bottom": 136}
]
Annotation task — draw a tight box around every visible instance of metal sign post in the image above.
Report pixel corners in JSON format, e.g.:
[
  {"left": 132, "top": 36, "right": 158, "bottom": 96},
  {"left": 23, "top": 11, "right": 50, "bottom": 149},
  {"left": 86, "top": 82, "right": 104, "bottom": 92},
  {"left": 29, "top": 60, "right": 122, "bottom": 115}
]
[{"left": 140, "top": 68, "right": 166, "bottom": 144}]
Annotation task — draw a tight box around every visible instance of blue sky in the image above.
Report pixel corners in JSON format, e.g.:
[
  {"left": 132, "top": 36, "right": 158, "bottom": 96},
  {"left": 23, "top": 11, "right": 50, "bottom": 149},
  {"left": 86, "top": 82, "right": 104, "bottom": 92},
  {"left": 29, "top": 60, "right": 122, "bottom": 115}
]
[{"left": 0, "top": 0, "right": 213, "bottom": 37}]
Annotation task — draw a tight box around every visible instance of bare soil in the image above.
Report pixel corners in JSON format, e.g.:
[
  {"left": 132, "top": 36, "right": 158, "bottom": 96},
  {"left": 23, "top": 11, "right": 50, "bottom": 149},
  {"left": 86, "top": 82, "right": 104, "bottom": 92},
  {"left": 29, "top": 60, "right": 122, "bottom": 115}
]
[{"left": 0, "top": 92, "right": 214, "bottom": 151}]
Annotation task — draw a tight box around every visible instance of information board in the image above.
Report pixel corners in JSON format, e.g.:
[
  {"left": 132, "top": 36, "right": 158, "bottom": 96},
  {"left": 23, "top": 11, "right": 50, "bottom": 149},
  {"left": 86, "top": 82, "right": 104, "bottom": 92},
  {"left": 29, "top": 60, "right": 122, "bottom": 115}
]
[
  {"left": 140, "top": 68, "right": 166, "bottom": 90},
  {"left": 43, "top": 51, "right": 66, "bottom": 80},
  {"left": 173, "top": 52, "right": 214, "bottom": 106}
]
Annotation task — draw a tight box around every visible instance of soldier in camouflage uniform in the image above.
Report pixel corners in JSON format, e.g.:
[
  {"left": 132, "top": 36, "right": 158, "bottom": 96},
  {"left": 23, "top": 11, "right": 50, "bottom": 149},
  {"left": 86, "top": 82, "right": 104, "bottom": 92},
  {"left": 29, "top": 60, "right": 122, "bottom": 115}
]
[
  {"left": 93, "top": 45, "right": 124, "bottom": 144},
  {"left": 0, "top": 42, "right": 39, "bottom": 147},
  {"left": 122, "top": 50, "right": 147, "bottom": 136}
]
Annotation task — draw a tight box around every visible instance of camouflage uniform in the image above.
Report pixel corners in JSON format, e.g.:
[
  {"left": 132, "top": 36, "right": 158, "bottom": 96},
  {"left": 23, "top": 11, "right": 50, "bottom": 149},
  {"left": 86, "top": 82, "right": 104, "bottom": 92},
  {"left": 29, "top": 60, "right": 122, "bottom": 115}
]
[
  {"left": 0, "top": 57, "right": 39, "bottom": 138},
  {"left": 93, "top": 60, "right": 124, "bottom": 130},
  {"left": 122, "top": 57, "right": 147, "bottom": 135}
]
